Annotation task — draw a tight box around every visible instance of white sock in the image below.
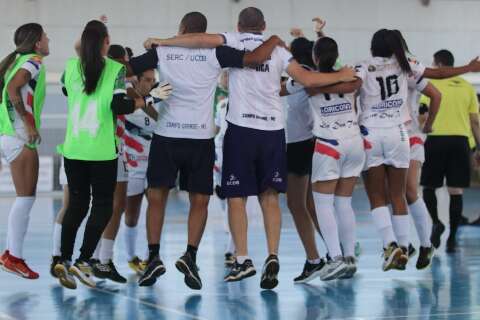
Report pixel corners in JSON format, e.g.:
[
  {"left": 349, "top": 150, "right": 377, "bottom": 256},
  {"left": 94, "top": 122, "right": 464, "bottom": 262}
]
[
  {"left": 409, "top": 199, "right": 432, "bottom": 247},
  {"left": 92, "top": 242, "right": 101, "bottom": 260},
  {"left": 226, "top": 235, "right": 235, "bottom": 254},
  {"left": 7, "top": 196, "right": 35, "bottom": 258},
  {"left": 52, "top": 222, "right": 62, "bottom": 257},
  {"left": 237, "top": 255, "right": 250, "bottom": 264},
  {"left": 313, "top": 192, "right": 342, "bottom": 258},
  {"left": 334, "top": 196, "right": 356, "bottom": 257},
  {"left": 99, "top": 238, "right": 115, "bottom": 264},
  {"left": 371, "top": 206, "right": 396, "bottom": 248},
  {"left": 392, "top": 214, "right": 410, "bottom": 249},
  {"left": 124, "top": 225, "right": 137, "bottom": 261},
  {"left": 308, "top": 258, "right": 321, "bottom": 264}
]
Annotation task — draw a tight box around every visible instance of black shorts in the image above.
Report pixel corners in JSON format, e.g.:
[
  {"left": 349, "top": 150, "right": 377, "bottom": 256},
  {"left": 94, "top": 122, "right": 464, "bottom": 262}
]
[
  {"left": 420, "top": 135, "right": 471, "bottom": 188},
  {"left": 147, "top": 134, "right": 214, "bottom": 195},
  {"left": 287, "top": 139, "right": 315, "bottom": 176},
  {"left": 221, "top": 122, "right": 287, "bottom": 198}
]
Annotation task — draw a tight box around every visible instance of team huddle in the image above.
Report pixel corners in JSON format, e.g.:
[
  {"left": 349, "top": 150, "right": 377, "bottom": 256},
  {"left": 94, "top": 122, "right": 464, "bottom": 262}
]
[{"left": 0, "top": 7, "right": 479, "bottom": 291}]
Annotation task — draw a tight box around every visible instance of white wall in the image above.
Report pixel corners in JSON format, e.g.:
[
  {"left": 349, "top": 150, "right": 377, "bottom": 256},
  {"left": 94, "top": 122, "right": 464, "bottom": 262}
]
[{"left": 1, "top": 0, "right": 480, "bottom": 73}]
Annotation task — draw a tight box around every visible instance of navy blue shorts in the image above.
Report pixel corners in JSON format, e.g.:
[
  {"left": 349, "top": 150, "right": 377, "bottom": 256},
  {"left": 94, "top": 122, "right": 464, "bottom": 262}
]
[{"left": 221, "top": 122, "right": 287, "bottom": 198}]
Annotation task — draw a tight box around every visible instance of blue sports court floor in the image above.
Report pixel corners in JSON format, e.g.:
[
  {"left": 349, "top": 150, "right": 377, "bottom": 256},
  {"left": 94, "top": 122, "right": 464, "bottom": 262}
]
[{"left": 0, "top": 187, "right": 479, "bottom": 320}]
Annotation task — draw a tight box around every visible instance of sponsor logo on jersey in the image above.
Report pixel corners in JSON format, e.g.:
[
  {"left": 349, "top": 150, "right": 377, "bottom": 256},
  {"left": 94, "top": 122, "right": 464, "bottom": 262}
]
[
  {"left": 255, "top": 63, "right": 270, "bottom": 72},
  {"left": 226, "top": 174, "right": 240, "bottom": 186},
  {"left": 320, "top": 102, "right": 352, "bottom": 115},
  {"left": 272, "top": 171, "right": 283, "bottom": 183},
  {"left": 371, "top": 99, "right": 403, "bottom": 110},
  {"left": 166, "top": 53, "right": 207, "bottom": 62}
]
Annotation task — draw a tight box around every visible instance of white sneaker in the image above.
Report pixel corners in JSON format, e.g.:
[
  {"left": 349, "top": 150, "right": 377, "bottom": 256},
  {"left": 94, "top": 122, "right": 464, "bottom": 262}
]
[
  {"left": 320, "top": 257, "right": 349, "bottom": 281},
  {"left": 338, "top": 256, "right": 357, "bottom": 279}
]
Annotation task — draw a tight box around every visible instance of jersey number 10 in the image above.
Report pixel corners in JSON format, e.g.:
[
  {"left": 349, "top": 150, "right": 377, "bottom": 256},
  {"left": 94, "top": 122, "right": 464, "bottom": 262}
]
[{"left": 376, "top": 75, "right": 399, "bottom": 100}]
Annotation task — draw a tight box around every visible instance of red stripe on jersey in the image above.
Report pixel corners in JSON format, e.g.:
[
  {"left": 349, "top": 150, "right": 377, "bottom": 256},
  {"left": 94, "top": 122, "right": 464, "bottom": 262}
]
[
  {"left": 363, "top": 139, "right": 372, "bottom": 150},
  {"left": 124, "top": 135, "right": 144, "bottom": 153},
  {"left": 409, "top": 136, "right": 424, "bottom": 147},
  {"left": 315, "top": 142, "right": 340, "bottom": 160},
  {"left": 116, "top": 125, "right": 125, "bottom": 138},
  {"left": 127, "top": 158, "right": 138, "bottom": 168},
  {"left": 27, "top": 93, "right": 34, "bottom": 109}
]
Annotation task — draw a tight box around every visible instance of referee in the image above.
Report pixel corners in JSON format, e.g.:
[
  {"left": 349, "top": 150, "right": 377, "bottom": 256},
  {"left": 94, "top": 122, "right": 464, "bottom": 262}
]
[{"left": 420, "top": 49, "right": 480, "bottom": 253}]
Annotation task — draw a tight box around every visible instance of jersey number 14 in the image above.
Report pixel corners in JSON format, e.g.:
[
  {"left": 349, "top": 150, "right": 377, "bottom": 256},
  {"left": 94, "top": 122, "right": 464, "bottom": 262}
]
[{"left": 72, "top": 102, "right": 100, "bottom": 137}]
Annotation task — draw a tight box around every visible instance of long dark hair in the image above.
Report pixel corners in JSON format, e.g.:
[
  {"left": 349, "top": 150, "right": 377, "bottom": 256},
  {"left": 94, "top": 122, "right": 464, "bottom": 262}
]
[
  {"left": 371, "top": 29, "right": 411, "bottom": 73},
  {"left": 290, "top": 37, "right": 315, "bottom": 69},
  {"left": 313, "top": 37, "right": 339, "bottom": 73},
  {"left": 80, "top": 20, "right": 109, "bottom": 95},
  {"left": 0, "top": 23, "right": 43, "bottom": 102}
]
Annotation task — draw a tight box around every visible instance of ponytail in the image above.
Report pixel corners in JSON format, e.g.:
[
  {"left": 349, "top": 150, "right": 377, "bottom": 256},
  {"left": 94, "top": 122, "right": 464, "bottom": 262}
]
[
  {"left": 0, "top": 23, "right": 43, "bottom": 102},
  {"left": 371, "top": 29, "right": 411, "bottom": 73},
  {"left": 80, "top": 20, "right": 109, "bottom": 95}
]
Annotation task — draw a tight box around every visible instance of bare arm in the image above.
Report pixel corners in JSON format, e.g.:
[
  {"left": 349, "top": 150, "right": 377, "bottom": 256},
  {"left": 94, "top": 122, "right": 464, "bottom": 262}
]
[
  {"left": 305, "top": 78, "right": 362, "bottom": 96},
  {"left": 7, "top": 69, "right": 40, "bottom": 144},
  {"left": 243, "top": 36, "right": 285, "bottom": 68},
  {"left": 144, "top": 33, "right": 224, "bottom": 50},
  {"left": 420, "top": 83, "right": 441, "bottom": 133},
  {"left": 424, "top": 57, "right": 480, "bottom": 79},
  {"left": 470, "top": 113, "right": 480, "bottom": 148},
  {"left": 286, "top": 60, "right": 356, "bottom": 87}
]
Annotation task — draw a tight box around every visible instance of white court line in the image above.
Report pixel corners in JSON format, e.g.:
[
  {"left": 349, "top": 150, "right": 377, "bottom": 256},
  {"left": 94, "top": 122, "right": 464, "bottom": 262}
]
[
  {"left": 92, "top": 286, "right": 209, "bottom": 320},
  {"left": 334, "top": 310, "right": 480, "bottom": 320}
]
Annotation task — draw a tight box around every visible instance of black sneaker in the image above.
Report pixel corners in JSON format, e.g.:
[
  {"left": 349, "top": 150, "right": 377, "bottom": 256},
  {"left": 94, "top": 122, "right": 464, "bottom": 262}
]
[
  {"left": 293, "top": 259, "right": 325, "bottom": 284},
  {"left": 92, "top": 260, "right": 109, "bottom": 279},
  {"left": 224, "top": 259, "right": 256, "bottom": 282},
  {"left": 175, "top": 253, "right": 202, "bottom": 290},
  {"left": 430, "top": 222, "right": 445, "bottom": 249},
  {"left": 104, "top": 261, "right": 127, "bottom": 283},
  {"left": 138, "top": 257, "right": 166, "bottom": 287},
  {"left": 224, "top": 252, "right": 235, "bottom": 268},
  {"left": 50, "top": 256, "right": 61, "bottom": 278},
  {"left": 408, "top": 244, "right": 416, "bottom": 258},
  {"left": 446, "top": 237, "right": 456, "bottom": 254},
  {"left": 260, "top": 255, "right": 280, "bottom": 290},
  {"left": 416, "top": 246, "right": 434, "bottom": 269}
]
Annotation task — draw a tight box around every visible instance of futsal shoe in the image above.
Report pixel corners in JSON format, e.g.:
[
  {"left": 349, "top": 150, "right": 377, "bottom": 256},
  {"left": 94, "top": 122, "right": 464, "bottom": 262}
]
[
  {"left": 224, "top": 259, "right": 256, "bottom": 282},
  {"left": 394, "top": 247, "right": 409, "bottom": 271},
  {"left": 408, "top": 244, "right": 417, "bottom": 258},
  {"left": 260, "top": 255, "right": 280, "bottom": 290},
  {"left": 128, "top": 256, "right": 145, "bottom": 275},
  {"left": 416, "top": 246, "right": 434, "bottom": 270},
  {"left": 320, "top": 256, "right": 349, "bottom": 281},
  {"left": 138, "top": 257, "right": 166, "bottom": 287},
  {"left": 338, "top": 256, "right": 357, "bottom": 279},
  {"left": 224, "top": 252, "right": 236, "bottom": 268},
  {"left": 96, "top": 261, "right": 127, "bottom": 283},
  {"left": 176, "top": 252, "right": 202, "bottom": 290},
  {"left": 50, "top": 256, "right": 61, "bottom": 278},
  {"left": 294, "top": 259, "right": 325, "bottom": 284},
  {"left": 382, "top": 242, "right": 403, "bottom": 271},
  {"left": 430, "top": 222, "right": 445, "bottom": 249},
  {"left": 54, "top": 261, "right": 77, "bottom": 290},
  {"left": 69, "top": 259, "right": 96, "bottom": 288},
  {"left": 2, "top": 254, "right": 39, "bottom": 280},
  {"left": 0, "top": 250, "right": 9, "bottom": 266}
]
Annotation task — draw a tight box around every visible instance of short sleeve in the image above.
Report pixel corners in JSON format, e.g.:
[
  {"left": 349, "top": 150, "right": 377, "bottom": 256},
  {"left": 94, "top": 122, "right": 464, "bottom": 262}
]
[
  {"left": 20, "top": 56, "right": 43, "bottom": 79},
  {"left": 222, "top": 32, "right": 243, "bottom": 50},
  {"left": 285, "top": 77, "right": 304, "bottom": 94},
  {"left": 129, "top": 49, "right": 159, "bottom": 75},
  {"left": 215, "top": 46, "right": 245, "bottom": 69},
  {"left": 468, "top": 86, "right": 479, "bottom": 114},
  {"left": 409, "top": 58, "right": 426, "bottom": 82},
  {"left": 277, "top": 47, "right": 293, "bottom": 72},
  {"left": 416, "top": 78, "right": 429, "bottom": 93},
  {"left": 114, "top": 67, "right": 127, "bottom": 94},
  {"left": 355, "top": 62, "right": 366, "bottom": 81}
]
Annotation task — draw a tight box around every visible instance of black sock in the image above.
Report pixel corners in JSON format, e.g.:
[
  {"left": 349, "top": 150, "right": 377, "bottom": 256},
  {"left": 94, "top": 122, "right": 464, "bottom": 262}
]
[
  {"left": 423, "top": 188, "right": 439, "bottom": 223},
  {"left": 148, "top": 244, "right": 160, "bottom": 262},
  {"left": 449, "top": 194, "right": 463, "bottom": 240},
  {"left": 187, "top": 245, "right": 198, "bottom": 262}
]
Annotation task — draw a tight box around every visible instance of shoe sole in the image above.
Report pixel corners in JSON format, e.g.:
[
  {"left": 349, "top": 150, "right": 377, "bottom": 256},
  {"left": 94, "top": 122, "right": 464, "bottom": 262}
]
[
  {"left": 224, "top": 268, "right": 257, "bottom": 282},
  {"left": 54, "top": 264, "right": 77, "bottom": 290},
  {"left": 321, "top": 264, "right": 349, "bottom": 281},
  {"left": 176, "top": 260, "right": 202, "bottom": 290},
  {"left": 138, "top": 265, "right": 166, "bottom": 287},
  {"left": 338, "top": 265, "right": 357, "bottom": 279},
  {"left": 383, "top": 248, "right": 403, "bottom": 271},
  {"left": 294, "top": 268, "right": 323, "bottom": 284},
  {"left": 69, "top": 266, "right": 96, "bottom": 288},
  {"left": 1, "top": 264, "right": 39, "bottom": 280},
  {"left": 395, "top": 254, "right": 409, "bottom": 270},
  {"left": 260, "top": 261, "right": 279, "bottom": 290}
]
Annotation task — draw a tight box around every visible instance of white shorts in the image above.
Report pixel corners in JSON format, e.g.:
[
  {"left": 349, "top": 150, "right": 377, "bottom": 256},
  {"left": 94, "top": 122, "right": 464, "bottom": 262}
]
[
  {"left": 409, "top": 135, "right": 425, "bottom": 163},
  {"left": 362, "top": 124, "right": 410, "bottom": 169},
  {"left": 59, "top": 158, "right": 67, "bottom": 186},
  {"left": 127, "top": 177, "right": 147, "bottom": 197},
  {"left": 0, "top": 128, "right": 28, "bottom": 163},
  {"left": 117, "top": 155, "right": 129, "bottom": 182},
  {"left": 311, "top": 135, "right": 365, "bottom": 182}
]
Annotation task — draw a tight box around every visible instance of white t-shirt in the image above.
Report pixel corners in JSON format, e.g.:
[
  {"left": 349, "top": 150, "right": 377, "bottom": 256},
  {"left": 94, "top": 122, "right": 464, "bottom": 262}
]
[
  {"left": 285, "top": 73, "right": 314, "bottom": 143},
  {"left": 223, "top": 32, "right": 293, "bottom": 131},
  {"left": 356, "top": 56, "right": 425, "bottom": 128}
]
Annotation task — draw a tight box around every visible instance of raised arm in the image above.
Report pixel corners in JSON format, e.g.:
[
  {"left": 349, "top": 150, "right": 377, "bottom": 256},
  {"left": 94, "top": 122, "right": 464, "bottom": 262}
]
[
  {"left": 420, "top": 83, "right": 441, "bottom": 134},
  {"left": 424, "top": 57, "right": 480, "bottom": 79},
  {"left": 286, "top": 60, "right": 356, "bottom": 87},
  {"left": 144, "top": 33, "right": 224, "bottom": 50},
  {"left": 305, "top": 78, "right": 362, "bottom": 96}
]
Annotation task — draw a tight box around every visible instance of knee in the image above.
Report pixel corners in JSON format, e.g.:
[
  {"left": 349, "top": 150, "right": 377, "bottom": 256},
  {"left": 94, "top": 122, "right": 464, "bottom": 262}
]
[
  {"left": 287, "top": 196, "right": 304, "bottom": 215},
  {"left": 405, "top": 189, "right": 418, "bottom": 205},
  {"left": 190, "top": 194, "right": 210, "bottom": 212}
]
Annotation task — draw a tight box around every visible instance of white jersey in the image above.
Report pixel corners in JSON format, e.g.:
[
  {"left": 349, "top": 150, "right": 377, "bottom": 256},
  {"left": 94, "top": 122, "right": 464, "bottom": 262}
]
[
  {"left": 309, "top": 92, "right": 360, "bottom": 140},
  {"left": 403, "top": 77, "right": 428, "bottom": 137},
  {"left": 223, "top": 32, "right": 293, "bottom": 131},
  {"left": 356, "top": 56, "right": 425, "bottom": 128},
  {"left": 285, "top": 74, "right": 314, "bottom": 143},
  {"left": 123, "top": 103, "right": 158, "bottom": 178}
]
